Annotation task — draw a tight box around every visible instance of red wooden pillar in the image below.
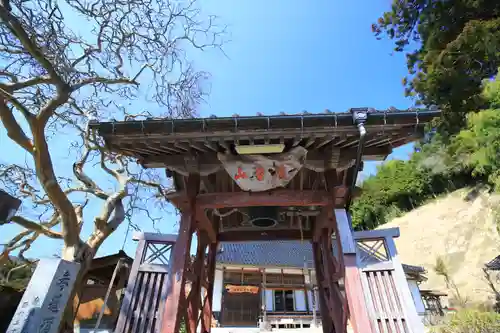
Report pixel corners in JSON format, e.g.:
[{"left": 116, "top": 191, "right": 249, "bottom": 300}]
[
  {"left": 201, "top": 241, "right": 218, "bottom": 333},
  {"left": 312, "top": 240, "right": 334, "bottom": 333},
  {"left": 312, "top": 204, "right": 349, "bottom": 333},
  {"left": 161, "top": 208, "right": 196, "bottom": 333},
  {"left": 334, "top": 209, "right": 373, "bottom": 333},
  {"left": 321, "top": 232, "right": 348, "bottom": 332},
  {"left": 312, "top": 231, "right": 347, "bottom": 333},
  {"left": 186, "top": 236, "right": 206, "bottom": 333},
  {"left": 343, "top": 255, "right": 373, "bottom": 332}
]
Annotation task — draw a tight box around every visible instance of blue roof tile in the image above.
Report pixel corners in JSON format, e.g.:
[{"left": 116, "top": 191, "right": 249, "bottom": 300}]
[
  {"left": 216, "top": 240, "right": 425, "bottom": 275},
  {"left": 217, "top": 241, "right": 315, "bottom": 268}
]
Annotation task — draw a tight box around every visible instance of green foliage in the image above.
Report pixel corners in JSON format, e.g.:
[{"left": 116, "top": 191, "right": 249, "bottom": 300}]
[
  {"left": 0, "top": 259, "right": 34, "bottom": 291},
  {"left": 350, "top": 138, "right": 477, "bottom": 229},
  {"left": 448, "top": 108, "right": 500, "bottom": 190},
  {"left": 483, "top": 75, "right": 500, "bottom": 109},
  {"left": 373, "top": 1, "right": 500, "bottom": 134},
  {"left": 432, "top": 310, "right": 500, "bottom": 333},
  {"left": 434, "top": 256, "right": 468, "bottom": 307},
  {"left": 493, "top": 206, "right": 500, "bottom": 235},
  {"left": 351, "top": 77, "right": 500, "bottom": 230},
  {"left": 434, "top": 256, "right": 449, "bottom": 278}
]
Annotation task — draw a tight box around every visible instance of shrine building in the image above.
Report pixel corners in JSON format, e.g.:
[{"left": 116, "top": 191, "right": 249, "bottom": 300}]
[{"left": 212, "top": 239, "right": 428, "bottom": 330}]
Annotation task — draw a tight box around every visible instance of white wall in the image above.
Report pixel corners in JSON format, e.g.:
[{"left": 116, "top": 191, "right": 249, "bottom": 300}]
[
  {"left": 407, "top": 279, "right": 425, "bottom": 314},
  {"left": 294, "top": 290, "right": 307, "bottom": 311},
  {"left": 265, "top": 289, "right": 274, "bottom": 311},
  {"left": 213, "top": 269, "right": 223, "bottom": 312}
]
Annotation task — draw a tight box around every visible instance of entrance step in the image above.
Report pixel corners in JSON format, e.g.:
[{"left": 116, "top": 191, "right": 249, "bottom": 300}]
[
  {"left": 209, "top": 328, "right": 325, "bottom": 333},
  {"left": 210, "top": 328, "right": 261, "bottom": 333}
]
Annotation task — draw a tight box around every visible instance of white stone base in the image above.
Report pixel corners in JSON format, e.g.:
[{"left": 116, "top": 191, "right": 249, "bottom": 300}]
[
  {"left": 210, "top": 327, "right": 323, "bottom": 333},
  {"left": 210, "top": 328, "right": 261, "bottom": 333}
]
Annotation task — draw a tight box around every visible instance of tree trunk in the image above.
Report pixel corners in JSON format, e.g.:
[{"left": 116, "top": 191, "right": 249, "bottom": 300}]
[{"left": 58, "top": 243, "right": 96, "bottom": 333}]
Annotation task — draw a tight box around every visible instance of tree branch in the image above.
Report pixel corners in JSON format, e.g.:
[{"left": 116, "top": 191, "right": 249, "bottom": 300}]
[
  {"left": 6, "top": 263, "right": 32, "bottom": 283},
  {"left": 1, "top": 210, "right": 65, "bottom": 264},
  {"left": 31, "top": 122, "right": 80, "bottom": 246},
  {"left": 71, "top": 137, "right": 108, "bottom": 199},
  {"left": 0, "top": 100, "right": 34, "bottom": 152},
  {"left": 9, "top": 216, "right": 63, "bottom": 239},
  {"left": 0, "top": 0, "right": 225, "bottom": 270},
  {"left": 0, "top": 76, "right": 55, "bottom": 91},
  {"left": 0, "top": 86, "right": 36, "bottom": 120},
  {"left": 1, "top": 230, "right": 33, "bottom": 262},
  {"left": 0, "top": 5, "right": 67, "bottom": 87},
  {"left": 93, "top": 171, "right": 128, "bottom": 230},
  {"left": 33, "top": 187, "right": 108, "bottom": 204},
  {"left": 130, "top": 177, "right": 168, "bottom": 200},
  {"left": 71, "top": 76, "right": 139, "bottom": 91},
  {"left": 37, "top": 90, "right": 71, "bottom": 126}
]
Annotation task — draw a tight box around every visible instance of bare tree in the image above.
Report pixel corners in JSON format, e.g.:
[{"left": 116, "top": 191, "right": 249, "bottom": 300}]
[
  {"left": 434, "top": 255, "right": 469, "bottom": 308},
  {"left": 0, "top": 0, "right": 224, "bottom": 330},
  {"left": 483, "top": 268, "right": 500, "bottom": 312}
]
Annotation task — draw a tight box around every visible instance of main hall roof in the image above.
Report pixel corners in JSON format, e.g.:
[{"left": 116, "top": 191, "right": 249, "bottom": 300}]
[{"left": 217, "top": 240, "right": 426, "bottom": 278}]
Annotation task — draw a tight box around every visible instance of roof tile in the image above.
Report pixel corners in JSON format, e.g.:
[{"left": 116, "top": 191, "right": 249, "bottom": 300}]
[
  {"left": 216, "top": 240, "right": 425, "bottom": 275},
  {"left": 486, "top": 255, "right": 500, "bottom": 270}
]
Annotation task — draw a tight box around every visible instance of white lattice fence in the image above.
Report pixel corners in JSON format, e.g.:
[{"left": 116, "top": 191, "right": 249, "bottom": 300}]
[{"left": 353, "top": 229, "right": 424, "bottom": 333}]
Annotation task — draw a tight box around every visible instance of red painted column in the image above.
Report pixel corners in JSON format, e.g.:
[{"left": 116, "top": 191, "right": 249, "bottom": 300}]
[
  {"left": 201, "top": 241, "right": 218, "bottom": 333},
  {"left": 334, "top": 209, "right": 374, "bottom": 333},
  {"left": 187, "top": 238, "right": 206, "bottom": 333},
  {"left": 343, "top": 254, "right": 373, "bottom": 333},
  {"left": 160, "top": 209, "right": 195, "bottom": 333},
  {"left": 312, "top": 240, "right": 334, "bottom": 333},
  {"left": 320, "top": 234, "right": 347, "bottom": 332}
]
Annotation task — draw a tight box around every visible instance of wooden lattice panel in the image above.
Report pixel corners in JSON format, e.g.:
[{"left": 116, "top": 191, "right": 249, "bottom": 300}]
[
  {"left": 356, "top": 239, "right": 389, "bottom": 266},
  {"left": 121, "top": 271, "right": 168, "bottom": 333},
  {"left": 363, "top": 270, "right": 409, "bottom": 333},
  {"left": 143, "top": 242, "right": 173, "bottom": 266},
  {"left": 115, "top": 234, "right": 175, "bottom": 333},
  {"left": 355, "top": 231, "right": 425, "bottom": 333}
]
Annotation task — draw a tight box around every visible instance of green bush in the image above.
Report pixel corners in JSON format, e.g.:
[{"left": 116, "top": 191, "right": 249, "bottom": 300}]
[
  {"left": 433, "top": 310, "right": 500, "bottom": 333},
  {"left": 350, "top": 72, "right": 500, "bottom": 230}
]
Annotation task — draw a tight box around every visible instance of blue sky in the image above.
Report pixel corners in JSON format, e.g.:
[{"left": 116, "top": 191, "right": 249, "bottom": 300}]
[{"left": 1, "top": 0, "right": 417, "bottom": 259}]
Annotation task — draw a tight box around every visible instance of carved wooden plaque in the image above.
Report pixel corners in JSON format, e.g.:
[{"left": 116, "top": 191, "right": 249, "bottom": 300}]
[{"left": 225, "top": 284, "right": 259, "bottom": 294}]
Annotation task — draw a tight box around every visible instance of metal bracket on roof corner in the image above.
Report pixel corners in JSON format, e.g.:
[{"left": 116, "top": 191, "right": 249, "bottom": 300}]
[{"left": 349, "top": 107, "right": 373, "bottom": 126}]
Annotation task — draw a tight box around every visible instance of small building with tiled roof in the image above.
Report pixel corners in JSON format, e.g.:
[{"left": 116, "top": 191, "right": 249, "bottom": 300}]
[
  {"left": 485, "top": 255, "right": 500, "bottom": 271},
  {"left": 212, "top": 240, "right": 428, "bottom": 329}
]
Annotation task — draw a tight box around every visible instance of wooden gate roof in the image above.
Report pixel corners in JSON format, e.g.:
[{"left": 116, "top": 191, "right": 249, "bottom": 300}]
[
  {"left": 90, "top": 109, "right": 439, "bottom": 240},
  {"left": 89, "top": 109, "right": 439, "bottom": 192},
  {"left": 89, "top": 109, "right": 438, "bottom": 170}
]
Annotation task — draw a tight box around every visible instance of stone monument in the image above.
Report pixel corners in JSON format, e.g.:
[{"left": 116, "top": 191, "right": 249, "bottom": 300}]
[{"left": 7, "top": 258, "right": 80, "bottom": 333}]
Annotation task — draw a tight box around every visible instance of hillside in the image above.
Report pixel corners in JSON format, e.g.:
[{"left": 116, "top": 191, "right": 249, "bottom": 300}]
[{"left": 377, "top": 189, "right": 500, "bottom": 307}]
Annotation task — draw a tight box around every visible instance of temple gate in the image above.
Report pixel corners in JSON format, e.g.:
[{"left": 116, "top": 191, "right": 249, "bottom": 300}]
[{"left": 91, "top": 107, "right": 439, "bottom": 333}]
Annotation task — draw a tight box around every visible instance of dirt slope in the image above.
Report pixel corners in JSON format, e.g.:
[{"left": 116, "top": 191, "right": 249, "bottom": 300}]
[{"left": 377, "top": 189, "right": 500, "bottom": 306}]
